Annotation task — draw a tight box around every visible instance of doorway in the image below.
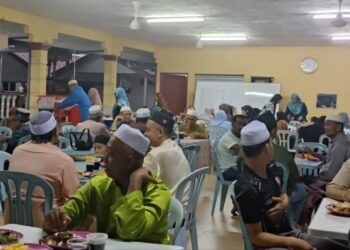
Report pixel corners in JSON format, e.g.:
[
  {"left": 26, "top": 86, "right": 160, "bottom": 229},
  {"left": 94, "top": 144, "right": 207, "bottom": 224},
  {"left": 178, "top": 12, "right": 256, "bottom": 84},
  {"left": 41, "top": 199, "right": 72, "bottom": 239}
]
[{"left": 160, "top": 73, "right": 188, "bottom": 115}]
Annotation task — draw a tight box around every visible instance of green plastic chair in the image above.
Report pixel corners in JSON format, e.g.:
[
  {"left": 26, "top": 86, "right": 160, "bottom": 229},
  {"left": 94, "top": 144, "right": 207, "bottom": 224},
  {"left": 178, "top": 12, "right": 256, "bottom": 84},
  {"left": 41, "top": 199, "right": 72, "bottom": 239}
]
[
  {"left": 0, "top": 171, "right": 54, "bottom": 226},
  {"left": 61, "top": 125, "right": 77, "bottom": 139},
  {"left": 168, "top": 197, "right": 184, "bottom": 245}
]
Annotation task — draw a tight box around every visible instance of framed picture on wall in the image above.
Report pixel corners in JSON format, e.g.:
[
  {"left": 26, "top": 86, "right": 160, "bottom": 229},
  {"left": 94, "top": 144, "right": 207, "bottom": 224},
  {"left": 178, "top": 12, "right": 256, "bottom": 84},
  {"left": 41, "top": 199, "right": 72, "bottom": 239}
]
[{"left": 316, "top": 94, "right": 337, "bottom": 109}]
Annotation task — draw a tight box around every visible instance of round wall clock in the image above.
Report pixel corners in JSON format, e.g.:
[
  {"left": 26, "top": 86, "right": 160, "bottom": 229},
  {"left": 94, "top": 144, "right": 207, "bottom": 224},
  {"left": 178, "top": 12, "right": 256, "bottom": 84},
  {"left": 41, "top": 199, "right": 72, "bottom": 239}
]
[{"left": 300, "top": 57, "right": 318, "bottom": 74}]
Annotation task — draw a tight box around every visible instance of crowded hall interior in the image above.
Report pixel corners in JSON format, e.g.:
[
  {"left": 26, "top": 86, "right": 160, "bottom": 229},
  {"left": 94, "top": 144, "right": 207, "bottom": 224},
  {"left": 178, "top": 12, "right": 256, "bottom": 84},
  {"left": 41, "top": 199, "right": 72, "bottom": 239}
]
[{"left": 0, "top": 0, "right": 350, "bottom": 249}]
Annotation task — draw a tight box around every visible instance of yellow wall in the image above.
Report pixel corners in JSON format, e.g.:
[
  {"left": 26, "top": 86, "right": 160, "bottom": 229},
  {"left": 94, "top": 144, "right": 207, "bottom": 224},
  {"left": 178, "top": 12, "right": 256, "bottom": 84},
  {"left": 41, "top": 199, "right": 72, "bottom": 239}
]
[
  {"left": 2, "top": 5, "right": 350, "bottom": 117},
  {"left": 157, "top": 46, "right": 350, "bottom": 117}
]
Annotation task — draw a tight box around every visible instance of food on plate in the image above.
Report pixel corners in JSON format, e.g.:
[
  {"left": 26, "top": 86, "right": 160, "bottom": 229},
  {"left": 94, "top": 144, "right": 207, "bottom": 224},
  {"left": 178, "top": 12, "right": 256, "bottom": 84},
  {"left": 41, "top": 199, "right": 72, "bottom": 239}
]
[
  {"left": 2, "top": 243, "right": 28, "bottom": 250},
  {"left": 40, "top": 231, "right": 74, "bottom": 247},
  {"left": 77, "top": 171, "right": 92, "bottom": 178},
  {"left": 0, "top": 230, "right": 19, "bottom": 244},
  {"left": 333, "top": 202, "right": 350, "bottom": 212}
]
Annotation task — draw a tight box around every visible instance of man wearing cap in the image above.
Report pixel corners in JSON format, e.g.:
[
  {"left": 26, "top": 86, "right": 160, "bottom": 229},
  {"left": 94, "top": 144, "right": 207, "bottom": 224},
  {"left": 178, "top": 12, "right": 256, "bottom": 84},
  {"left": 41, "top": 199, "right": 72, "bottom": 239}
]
[
  {"left": 144, "top": 110, "right": 191, "bottom": 194},
  {"left": 130, "top": 107, "right": 151, "bottom": 134},
  {"left": 320, "top": 114, "right": 350, "bottom": 181},
  {"left": 110, "top": 106, "right": 133, "bottom": 131},
  {"left": 57, "top": 79, "right": 91, "bottom": 122},
  {"left": 7, "top": 111, "right": 79, "bottom": 227},
  {"left": 76, "top": 105, "right": 110, "bottom": 137},
  {"left": 43, "top": 124, "right": 171, "bottom": 244},
  {"left": 6, "top": 108, "right": 31, "bottom": 154},
  {"left": 235, "top": 121, "right": 346, "bottom": 250},
  {"left": 178, "top": 109, "right": 208, "bottom": 139}
]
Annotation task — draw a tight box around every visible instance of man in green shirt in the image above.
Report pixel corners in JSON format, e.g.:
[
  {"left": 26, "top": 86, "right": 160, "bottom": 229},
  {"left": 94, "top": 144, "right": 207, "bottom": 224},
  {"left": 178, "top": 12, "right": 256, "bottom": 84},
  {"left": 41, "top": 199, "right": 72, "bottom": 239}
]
[{"left": 43, "top": 124, "right": 171, "bottom": 244}]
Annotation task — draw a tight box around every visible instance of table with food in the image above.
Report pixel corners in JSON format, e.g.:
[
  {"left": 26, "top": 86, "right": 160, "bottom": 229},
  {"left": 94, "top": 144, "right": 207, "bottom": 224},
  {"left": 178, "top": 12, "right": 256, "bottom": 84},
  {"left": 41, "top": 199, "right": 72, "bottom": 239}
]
[
  {"left": 294, "top": 152, "right": 324, "bottom": 176},
  {"left": 308, "top": 198, "right": 350, "bottom": 241},
  {"left": 0, "top": 224, "right": 183, "bottom": 250}
]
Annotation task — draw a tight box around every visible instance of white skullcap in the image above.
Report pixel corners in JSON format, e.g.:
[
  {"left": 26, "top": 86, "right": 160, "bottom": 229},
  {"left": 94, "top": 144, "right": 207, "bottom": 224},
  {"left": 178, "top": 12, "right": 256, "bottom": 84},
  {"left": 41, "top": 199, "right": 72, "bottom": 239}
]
[
  {"left": 68, "top": 79, "right": 78, "bottom": 86},
  {"left": 136, "top": 108, "right": 150, "bottom": 118},
  {"left": 29, "top": 111, "right": 57, "bottom": 135},
  {"left": 326, "top": 114, "right": 344, "bottom": 124},
  {"left": 114, "top": 124, "right": 150, "bottom": 155},
  {"left": 120, "top": 106, "right": 132, "bottom": 113},
  {"left": 241, "top": 120, "right": 270, "bottom": 146},
  {"left": 89, "top": 105, "right": 102, "bottom": 117},
  {"left": 187, "top": 109, "right": 198, "bottom": 118}
]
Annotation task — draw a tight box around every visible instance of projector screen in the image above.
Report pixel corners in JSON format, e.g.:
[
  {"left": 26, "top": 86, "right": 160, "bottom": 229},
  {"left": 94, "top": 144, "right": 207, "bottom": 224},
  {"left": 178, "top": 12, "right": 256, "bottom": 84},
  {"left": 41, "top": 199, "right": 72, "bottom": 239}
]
[{"left": 194, "top": 81, "right": 280, "bottom": 115}]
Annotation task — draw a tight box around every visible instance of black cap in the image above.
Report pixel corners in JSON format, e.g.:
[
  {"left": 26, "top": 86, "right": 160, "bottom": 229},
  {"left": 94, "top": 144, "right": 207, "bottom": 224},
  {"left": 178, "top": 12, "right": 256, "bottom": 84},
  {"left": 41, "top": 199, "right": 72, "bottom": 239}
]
[
  {"left": 94, "top": 135, "right": 110, "bottom": 145},
  {"left": 150, "top": 111, "right": 175, "bottom": 136}
]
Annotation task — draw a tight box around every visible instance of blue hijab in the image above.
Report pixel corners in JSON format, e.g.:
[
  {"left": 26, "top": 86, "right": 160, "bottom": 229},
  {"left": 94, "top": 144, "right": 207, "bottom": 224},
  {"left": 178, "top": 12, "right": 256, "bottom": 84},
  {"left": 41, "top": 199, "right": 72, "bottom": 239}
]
[
  {"left": 210, "top": 110, "right": 231, "bottom": 131},
  {"left": 287, "top": 93, "right": 303, "bottom": 115},
  {"left": 115, "top": 87, "right": 130, "bottom": 107}
]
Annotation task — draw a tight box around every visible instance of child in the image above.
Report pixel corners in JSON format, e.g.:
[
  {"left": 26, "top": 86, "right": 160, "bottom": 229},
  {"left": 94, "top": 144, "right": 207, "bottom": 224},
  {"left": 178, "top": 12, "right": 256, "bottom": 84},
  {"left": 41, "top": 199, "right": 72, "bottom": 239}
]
[{"left": 93, "top": 135, "right": 110, "bottom": 158}]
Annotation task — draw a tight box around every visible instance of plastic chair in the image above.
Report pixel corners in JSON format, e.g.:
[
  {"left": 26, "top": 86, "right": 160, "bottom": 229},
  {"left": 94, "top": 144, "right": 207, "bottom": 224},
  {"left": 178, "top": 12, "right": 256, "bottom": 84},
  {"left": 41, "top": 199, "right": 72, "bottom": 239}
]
[
  {"left": 61, "top": 125, "right": 77, "bottom": 139},
  {"left": 0, "top": 171, "right": 54, "bottom": 226},
  {"left": 181, "top": 144, "right": 200, "bottom": 172},
  {"left": 206, "top": 126, "right": 227, "bottom": 142},
  {"left": 210, "top": 139, "right": 233, "bottom": 216},
  {"left": 168, "top": 197, "right": 184, "bottom": 245},
  {"left": 231, "top": 180, "right": 254, "bottom": 250},
  {"left": 58, "top": 136, "right": 70, "bottom": 149},
  {"left": 289, "top": 121, "right": 301, "bottom": 127},
  {"left": 17, "top": 135, "right": 31, "bottom": 145},
  {"left": 0, "top": 127, "right": 12, "bottom": 151},
  {"left": 0, "top": 151, "right": 11, "bottom": 201},
  {"left": 276, "top": 130, "right": 299, "bottom": 153},
  {"left": 319, "top": 134, "right": 331, "bottom": 147},
  {"left": 174, "top": 167, "right": 209, "bottom": 250}
]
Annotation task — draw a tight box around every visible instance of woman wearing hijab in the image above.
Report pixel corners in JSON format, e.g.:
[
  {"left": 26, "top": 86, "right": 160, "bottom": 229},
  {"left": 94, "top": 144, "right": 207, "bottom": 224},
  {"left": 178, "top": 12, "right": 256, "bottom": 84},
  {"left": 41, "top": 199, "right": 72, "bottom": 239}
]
[
  {"left": 260, "top": 94, "right": 283, "bottom": 116},
  {"left": 88, "top": 88, "right": 103, "bottom": 107},
  {"left": 112, "top": 87, "right": 130, "bottom": 119},
  {"left": 285, "top": 93, "right": 308, "bottom": 121},
  {"left": 210, "top": 110, "right": 231, "bottom": 131}
]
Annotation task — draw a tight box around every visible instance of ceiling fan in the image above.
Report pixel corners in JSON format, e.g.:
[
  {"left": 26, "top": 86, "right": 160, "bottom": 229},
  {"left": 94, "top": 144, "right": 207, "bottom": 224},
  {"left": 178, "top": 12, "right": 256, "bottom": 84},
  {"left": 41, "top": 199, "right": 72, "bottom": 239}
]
[
  {"left": 332, "top": 0, "right": 347, "bottom": 28},
  {"left": 129, "top": 1, "right": 141, "bottom": 30}
]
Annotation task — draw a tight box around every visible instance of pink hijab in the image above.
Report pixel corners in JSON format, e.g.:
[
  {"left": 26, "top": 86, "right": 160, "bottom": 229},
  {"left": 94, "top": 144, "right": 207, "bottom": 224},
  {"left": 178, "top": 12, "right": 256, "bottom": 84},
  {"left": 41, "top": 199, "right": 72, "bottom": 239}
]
[{"left": 88, "top": 88, "right": 102, "bottom": 107}]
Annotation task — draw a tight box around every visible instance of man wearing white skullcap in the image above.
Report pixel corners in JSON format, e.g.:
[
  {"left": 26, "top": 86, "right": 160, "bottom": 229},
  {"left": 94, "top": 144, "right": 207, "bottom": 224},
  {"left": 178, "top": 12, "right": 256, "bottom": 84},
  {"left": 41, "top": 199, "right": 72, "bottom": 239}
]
[
  {"left": 7, "top": 111, "right": 79, "bottom": 227},
  {"left": 178, "top": 109, "right": 208, "bottom": 139},
  {"left": 57, "top": 79, "right": 91, "bottom": 122},
  {"left": 43, "top": 124, "right": 171, "bottom": 244},
  {"left": 130, "top": 107, "right": 151, "bottom": 134},
  {"left": 234, "top": 121, "right": 346, "bottom": 250},
  {"left": 76, "top": 105, "right": 110, "bottom": 137},
  {"left": 110, "top": 106, "right": 133, "bottom": 131}
]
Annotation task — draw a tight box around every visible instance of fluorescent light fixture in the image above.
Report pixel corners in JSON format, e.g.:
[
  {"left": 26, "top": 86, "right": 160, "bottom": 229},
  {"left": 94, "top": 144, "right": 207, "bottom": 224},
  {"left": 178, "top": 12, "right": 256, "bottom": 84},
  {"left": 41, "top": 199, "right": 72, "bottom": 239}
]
[
  {"left": 147, "top": 17, "right": 205, "bottom": 23},
  {"left": 332, "top": 36, "right": 350, "bottom": 40},
  {"left": 244, "top": 92, "right": 273, "bottom": 97},
  {"left": 313, "top": 13, "right": 350, "bottom": 19},
  {"left": 200, "top": 36, "right": 247, "bottom": 41}
]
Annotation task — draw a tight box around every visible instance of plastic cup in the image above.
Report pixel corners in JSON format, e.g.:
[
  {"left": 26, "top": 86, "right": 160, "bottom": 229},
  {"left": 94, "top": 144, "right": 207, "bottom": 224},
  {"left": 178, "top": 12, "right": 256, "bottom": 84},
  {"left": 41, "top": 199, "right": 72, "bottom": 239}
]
[
  {"left": 67, "top": 238, "right": 89, "bottom": 250},
  {"left": 86, "top": 162, "right": 94, "bottom": 172},
  {"left": 86, "top": 233, "right": 108, "bottom": 250},
  {"left": 94, "top": 157, "right": 102, "bottom": 170}
]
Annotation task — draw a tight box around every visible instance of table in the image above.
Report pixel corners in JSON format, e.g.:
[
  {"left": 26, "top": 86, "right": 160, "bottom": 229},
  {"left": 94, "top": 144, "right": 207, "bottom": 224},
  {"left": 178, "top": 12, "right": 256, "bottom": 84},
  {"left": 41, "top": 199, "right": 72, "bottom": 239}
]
[
  {"left": 181, "top": 138, "right": 212, "bottom": 170},
  {"left": 61, "top": 148, "right": 95, "bottom": 157},
  {"left": 308, "top": 198, "right": 350, "bottom": 240},
  {"left": 294, "top": 157, "right": 324, "bottom": 176},
  {"left": 0, "top": 224, "right": 183, "bottom": 250}
]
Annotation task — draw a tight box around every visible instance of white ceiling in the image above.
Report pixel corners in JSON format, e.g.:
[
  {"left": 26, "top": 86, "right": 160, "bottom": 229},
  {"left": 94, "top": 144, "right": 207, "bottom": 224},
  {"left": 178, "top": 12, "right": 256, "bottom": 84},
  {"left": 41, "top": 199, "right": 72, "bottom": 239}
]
[{"left": 1, "top": 0, "right": 350, "bottom": 46}]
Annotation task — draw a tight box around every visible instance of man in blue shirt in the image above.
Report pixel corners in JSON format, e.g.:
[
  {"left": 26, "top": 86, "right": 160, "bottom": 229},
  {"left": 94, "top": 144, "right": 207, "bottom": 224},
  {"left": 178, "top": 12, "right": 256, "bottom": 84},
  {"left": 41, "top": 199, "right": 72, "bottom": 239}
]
[{"left": 57, "top": 80, "right": 91, "bottom": 122}]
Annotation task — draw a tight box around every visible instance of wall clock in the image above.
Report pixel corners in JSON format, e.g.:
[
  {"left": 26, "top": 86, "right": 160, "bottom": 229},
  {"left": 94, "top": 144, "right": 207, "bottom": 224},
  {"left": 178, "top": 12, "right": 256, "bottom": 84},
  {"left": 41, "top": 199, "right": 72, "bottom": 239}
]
[{"left": 300, "top": 57, "right": 318, "bottom": 74}]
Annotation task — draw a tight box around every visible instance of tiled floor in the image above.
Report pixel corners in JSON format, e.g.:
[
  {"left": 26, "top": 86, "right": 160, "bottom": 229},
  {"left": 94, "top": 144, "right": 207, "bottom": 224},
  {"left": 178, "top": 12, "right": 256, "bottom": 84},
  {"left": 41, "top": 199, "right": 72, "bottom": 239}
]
[{"left": 185, "top": 172, "right": 244, "bottom": 250}]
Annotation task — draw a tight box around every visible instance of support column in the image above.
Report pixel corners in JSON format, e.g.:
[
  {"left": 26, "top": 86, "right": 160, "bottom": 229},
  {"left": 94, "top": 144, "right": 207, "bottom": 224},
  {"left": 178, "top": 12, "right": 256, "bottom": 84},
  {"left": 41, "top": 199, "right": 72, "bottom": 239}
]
[
  {"left": 28, "top": 42, "right": 49, "bottom": 113},
  {"left": 103, "top": 55, "right": 117, "bottom": 113}
]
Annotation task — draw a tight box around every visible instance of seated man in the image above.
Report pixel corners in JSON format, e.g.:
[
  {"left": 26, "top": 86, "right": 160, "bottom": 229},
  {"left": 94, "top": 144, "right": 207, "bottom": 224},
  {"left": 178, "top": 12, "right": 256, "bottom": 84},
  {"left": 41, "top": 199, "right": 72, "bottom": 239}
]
[
  {"left": 6, "top": 108, "right": 31, "bottom": 154},
  {"left": 7, "top": 111, "right": 80, "bottom": 227},
  {"left": 130, "top": 107, "right": 151, "bottom": 134},
  {"left": 298, "top": 116, "right": 325, "bottom": 143},
  {"left": 144, "top": 110, "right": 191, "bottom": 194},
  {"left": 110, "top": 106, "right": 133, "bottom": 131},
  {"left": 218, "top": 115, "right": 247, "bottom": 181},
  {"left": 178, "top": 109, "right": 208, "bottom": 139},
  {"left": 235, "top": 121, "right": 346, "bottom": 250},
  {"left": 326, "top": 159, "right": 350, "bottom": 201},
  {"left": 43, "top": 124, "right": 171, "bottom": 244},
  {"left": 76, "top": 105, "right": 110, "bottom": 137}
]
